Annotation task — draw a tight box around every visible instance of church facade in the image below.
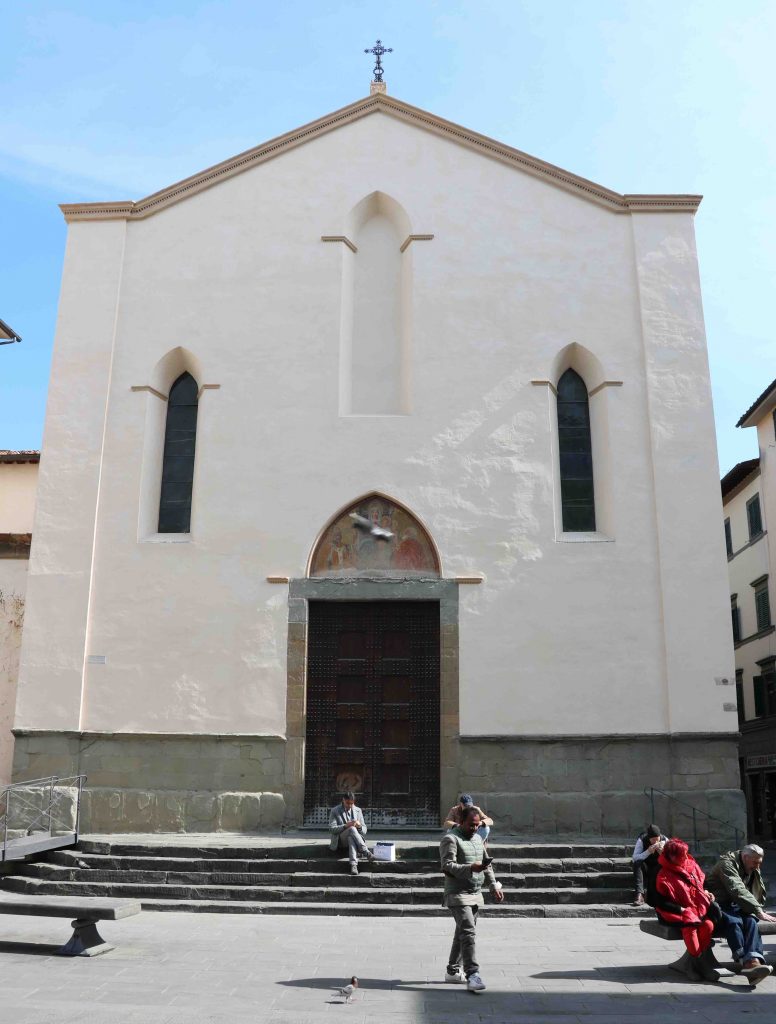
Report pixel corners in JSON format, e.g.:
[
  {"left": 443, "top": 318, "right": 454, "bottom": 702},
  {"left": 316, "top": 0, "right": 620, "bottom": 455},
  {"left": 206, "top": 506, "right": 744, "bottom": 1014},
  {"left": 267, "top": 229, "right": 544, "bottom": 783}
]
[{"left": 12, "top": 90, "right": 742, "bottom": 835}]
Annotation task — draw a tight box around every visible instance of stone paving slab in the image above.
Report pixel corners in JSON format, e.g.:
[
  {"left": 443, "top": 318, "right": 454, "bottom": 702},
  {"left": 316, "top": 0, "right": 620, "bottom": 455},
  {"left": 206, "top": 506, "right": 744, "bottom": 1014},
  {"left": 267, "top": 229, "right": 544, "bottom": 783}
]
[{"left": 0, "top": 911, "right": 773, "bottom": 1023}]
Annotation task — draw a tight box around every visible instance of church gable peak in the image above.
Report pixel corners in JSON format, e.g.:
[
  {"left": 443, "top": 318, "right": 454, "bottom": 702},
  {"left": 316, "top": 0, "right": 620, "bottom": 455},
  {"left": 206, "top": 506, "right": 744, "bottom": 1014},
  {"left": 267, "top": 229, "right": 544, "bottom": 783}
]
[{"left": 60, "top": 93, "right": 701, "bottom": 223}]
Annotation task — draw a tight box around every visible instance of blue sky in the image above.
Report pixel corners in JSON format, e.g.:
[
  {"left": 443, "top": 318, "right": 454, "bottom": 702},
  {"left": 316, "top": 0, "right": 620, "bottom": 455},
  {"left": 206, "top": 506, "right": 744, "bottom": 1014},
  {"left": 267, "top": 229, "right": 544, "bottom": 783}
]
[{"left": 1, "top": 1, "right": 774, "bottom": 474}]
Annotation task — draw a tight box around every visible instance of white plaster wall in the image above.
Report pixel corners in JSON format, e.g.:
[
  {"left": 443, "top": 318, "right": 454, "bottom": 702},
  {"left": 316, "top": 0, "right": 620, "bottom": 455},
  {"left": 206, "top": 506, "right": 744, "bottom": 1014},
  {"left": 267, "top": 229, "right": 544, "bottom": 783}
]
[
  {"left": 0, "top": 463, "right": 38, "bottom": 532},
  {"left": 0, "top": 560, "right": 27, "bottom": 784},
  {"left": 15, "top": 109, "right": 732, "bottom": 740},
  {"left": 14, "top": 220, "right": 126, "bottom": 730}
]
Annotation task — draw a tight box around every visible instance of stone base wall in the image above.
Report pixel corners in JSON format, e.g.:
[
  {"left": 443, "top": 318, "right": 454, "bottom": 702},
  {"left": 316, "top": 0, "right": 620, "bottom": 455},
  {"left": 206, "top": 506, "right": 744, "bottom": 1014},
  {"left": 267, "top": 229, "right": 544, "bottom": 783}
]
[
  {"left": 12, "top": 732, "right": 286, "bottom": 833},
  {"left": 457, "top": 734, "right": 746, "bottom": 841},
  {"left": 12, "top": 729, "right": 746, "bottom": 839}
]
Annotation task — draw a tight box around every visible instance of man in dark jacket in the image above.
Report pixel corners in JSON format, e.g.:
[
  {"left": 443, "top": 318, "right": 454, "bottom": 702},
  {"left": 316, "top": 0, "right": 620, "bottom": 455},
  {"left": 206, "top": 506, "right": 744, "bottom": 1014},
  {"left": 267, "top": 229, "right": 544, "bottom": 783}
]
[
  {"left": 630, "top": 823, "right": 667, "bottom": 906},
  {"left": 706, "top": 844, "right": 776, "bottom": 978}
]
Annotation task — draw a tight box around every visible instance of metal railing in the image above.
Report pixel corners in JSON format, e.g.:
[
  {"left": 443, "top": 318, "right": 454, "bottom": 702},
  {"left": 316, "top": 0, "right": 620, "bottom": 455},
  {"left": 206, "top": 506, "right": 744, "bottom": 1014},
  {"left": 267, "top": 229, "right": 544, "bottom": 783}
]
[
  {"left": 645, "top": 786, "right": 743, "bottom": 851},
  {"left": 1, "top": 775, "right": 86, "bottom": 861}
]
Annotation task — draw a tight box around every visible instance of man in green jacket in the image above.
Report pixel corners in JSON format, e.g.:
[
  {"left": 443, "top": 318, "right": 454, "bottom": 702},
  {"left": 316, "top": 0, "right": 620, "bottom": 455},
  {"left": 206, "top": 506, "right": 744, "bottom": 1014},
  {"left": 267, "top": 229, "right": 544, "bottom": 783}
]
[
  {"left": 440, "top": 806, "right": 504, "bottom": 992},
  {"left": 706, "top": 843, "right": 776, "bottom": 977}
]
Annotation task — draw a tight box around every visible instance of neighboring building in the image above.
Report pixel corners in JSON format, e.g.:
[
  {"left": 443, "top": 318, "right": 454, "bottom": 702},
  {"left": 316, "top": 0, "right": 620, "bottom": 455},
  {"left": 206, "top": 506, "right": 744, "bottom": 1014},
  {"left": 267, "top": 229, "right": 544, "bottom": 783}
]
[
  {"left": 723, "top": 378, "right": 776, "bottom": 840},
  {"left": 12, "top": 87, "right": 741, "bottom": 835},
  {"left": 0, "top": 451, "right": 39, "bottom": 785}
]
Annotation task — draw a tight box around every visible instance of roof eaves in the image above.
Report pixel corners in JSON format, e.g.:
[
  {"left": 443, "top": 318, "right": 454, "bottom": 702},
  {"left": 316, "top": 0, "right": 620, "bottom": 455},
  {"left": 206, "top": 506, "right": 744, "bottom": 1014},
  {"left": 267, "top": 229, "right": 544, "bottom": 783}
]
[
  {"left": 736, "top": 377, "right": 776, "bottom": 428},
  {"left": 721, "top": 457, "right": 760, "bottom": 501},
  {"left": 0, "top": 450, "right": 41, "bottom": 464},
  {"left": 59, "top": 93, "right": 703, "bottom": 223},
  {"left": 0, "top": 318, "right": 22, "bottom": 343}
]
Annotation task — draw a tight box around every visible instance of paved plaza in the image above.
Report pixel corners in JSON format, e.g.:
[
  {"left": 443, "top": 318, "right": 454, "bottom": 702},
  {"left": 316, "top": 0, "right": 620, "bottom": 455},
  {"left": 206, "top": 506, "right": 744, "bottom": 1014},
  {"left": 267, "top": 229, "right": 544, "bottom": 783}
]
[{"left": 0, "top": 911, "right": 773, "bottom": 1024}]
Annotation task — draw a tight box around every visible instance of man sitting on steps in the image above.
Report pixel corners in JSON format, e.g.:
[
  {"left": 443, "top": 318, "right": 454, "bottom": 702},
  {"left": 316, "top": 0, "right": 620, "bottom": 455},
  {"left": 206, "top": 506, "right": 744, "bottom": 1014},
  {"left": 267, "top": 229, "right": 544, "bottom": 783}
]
[
  {"left": 630, "top": 823, "right": 667, "bottom": 906},
  {"left": 328, "top": 791, "right": 375, "bottom": 876}
]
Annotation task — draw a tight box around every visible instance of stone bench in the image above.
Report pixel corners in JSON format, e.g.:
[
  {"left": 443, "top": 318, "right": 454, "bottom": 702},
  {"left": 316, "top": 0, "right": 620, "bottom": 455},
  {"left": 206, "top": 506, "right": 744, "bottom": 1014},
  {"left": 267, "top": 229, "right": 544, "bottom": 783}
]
[
  {"left": 640, "top": 916, "right": 776, "bottom": 983},
  {"left": 0, "top": 894, "right": 141, "bottom": 957}
]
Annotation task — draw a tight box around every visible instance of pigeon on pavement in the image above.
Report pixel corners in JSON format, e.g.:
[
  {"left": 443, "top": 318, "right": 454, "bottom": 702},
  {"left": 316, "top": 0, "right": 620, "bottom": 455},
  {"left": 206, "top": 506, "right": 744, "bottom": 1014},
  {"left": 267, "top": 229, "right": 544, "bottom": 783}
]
[{"left": 333, "top": 977, "right": 359, "bottom": 1003}]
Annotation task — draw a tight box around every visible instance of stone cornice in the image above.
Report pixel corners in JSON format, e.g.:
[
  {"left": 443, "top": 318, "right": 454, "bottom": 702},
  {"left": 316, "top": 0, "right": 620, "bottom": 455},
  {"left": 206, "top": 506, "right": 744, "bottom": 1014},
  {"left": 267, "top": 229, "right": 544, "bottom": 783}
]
[{"left": 60, "top": 94, "right": 702, "bottom": 223}]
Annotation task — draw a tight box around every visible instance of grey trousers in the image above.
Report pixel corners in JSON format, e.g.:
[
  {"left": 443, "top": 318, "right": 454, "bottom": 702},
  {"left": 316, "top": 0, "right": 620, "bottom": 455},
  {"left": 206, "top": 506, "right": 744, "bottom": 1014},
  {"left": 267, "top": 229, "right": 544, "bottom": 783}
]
[
  {"left": 337, "top": 828, "right": 368, "bottom": 864},
  {"left": 447, "top": 905, "right": 479, "bottom": 977}
]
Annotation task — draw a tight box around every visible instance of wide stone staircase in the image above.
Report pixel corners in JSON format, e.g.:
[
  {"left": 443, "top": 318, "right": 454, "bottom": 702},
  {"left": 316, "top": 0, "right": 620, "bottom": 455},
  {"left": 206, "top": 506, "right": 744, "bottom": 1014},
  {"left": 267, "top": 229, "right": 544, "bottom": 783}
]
[{"left": 0, "top": 837, "right": 646, "bottom": 917}]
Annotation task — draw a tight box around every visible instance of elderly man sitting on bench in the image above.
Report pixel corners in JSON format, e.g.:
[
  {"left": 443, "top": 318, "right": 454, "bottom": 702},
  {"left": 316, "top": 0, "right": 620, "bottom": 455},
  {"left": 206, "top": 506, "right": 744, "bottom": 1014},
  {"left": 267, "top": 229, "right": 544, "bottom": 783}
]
[{"left": 705, "top": 843, "right": 776, "bottom": 982}]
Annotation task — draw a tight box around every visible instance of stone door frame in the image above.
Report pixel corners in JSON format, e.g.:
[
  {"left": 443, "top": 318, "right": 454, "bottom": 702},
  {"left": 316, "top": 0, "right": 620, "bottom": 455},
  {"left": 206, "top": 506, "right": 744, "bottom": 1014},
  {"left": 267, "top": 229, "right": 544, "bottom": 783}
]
[{"left": 284, "top": 576, "right": 459, "bottom": 825}]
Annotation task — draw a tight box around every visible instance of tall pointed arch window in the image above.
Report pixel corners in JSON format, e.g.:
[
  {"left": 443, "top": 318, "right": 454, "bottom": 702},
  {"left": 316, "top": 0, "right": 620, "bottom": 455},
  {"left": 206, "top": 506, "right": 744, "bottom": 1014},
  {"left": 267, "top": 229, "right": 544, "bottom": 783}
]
[
  {"left": 158, "top": 372, "right": 198, "bottom": 533},
  {"left": 557, "top": 368, "right": 595, "bottom": 532}
]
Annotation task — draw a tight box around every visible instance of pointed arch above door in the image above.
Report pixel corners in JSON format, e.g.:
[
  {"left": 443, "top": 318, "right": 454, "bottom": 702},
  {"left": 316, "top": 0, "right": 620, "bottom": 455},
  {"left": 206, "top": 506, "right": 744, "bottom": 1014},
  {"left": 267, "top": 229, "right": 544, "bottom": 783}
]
[{"left": 308, "top": 492, "right": 441, "bottom": 577}]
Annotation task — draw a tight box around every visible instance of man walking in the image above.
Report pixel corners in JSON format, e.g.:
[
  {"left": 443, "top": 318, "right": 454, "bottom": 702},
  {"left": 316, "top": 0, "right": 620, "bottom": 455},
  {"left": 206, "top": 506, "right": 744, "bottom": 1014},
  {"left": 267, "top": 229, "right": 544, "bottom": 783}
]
[
  {"left": 706, "top": 843, "right": 776, "bottom": 982},
  {"left": 440, "top": 806, "right": 504, "bottom": 992},
  {"left": 329, "top": 791, "right": 374, "bottom": 875}
]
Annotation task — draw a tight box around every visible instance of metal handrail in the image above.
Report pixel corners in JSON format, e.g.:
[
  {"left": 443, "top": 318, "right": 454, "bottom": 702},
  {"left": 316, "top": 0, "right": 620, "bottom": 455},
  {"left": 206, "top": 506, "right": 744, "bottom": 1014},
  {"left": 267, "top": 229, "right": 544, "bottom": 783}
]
[
  {"left": 1, "top": 775, "right": 87, "bottom": 857},
  {"left": 645, "top": 786, "right": 743, "bottom": 850}
]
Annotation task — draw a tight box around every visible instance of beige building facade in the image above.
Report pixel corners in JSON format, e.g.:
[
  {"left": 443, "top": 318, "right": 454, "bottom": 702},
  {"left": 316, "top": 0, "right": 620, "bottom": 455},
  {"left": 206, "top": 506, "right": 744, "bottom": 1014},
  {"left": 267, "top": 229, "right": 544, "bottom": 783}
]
[
  {"left": 722, "top": 378, "right": 776, "bottom": 840},
  {"left": 12, "top": 91, "right": 742, "bottom": 835},
  {"left": 0, "top": 451, "right": 39, "bottom": 785}
]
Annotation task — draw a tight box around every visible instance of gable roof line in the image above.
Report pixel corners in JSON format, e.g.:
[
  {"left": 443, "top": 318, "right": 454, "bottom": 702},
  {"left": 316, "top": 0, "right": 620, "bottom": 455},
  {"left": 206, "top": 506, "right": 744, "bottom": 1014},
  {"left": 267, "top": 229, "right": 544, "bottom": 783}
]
[
  {"left": 736, "top": 376, "right": 776, "bottom": 428},
  {"left": 60, "top": 93, "right": 702, "bottom": 223},
  {"left": 721, "top": 457, "right": 760, "bottom": 501}
]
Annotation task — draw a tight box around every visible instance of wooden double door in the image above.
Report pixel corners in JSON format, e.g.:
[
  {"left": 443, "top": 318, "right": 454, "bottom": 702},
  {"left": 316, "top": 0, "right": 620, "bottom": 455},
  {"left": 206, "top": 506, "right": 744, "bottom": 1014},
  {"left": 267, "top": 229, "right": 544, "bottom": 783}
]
[{"left": 303, "top": 601, "right": 440, "bottom": 827}]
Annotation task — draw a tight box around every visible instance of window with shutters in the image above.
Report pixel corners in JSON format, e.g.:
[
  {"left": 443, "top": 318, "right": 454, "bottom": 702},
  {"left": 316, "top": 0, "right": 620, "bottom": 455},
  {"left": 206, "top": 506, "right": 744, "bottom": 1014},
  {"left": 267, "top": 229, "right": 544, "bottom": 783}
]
[
  {"left": 747, "top": 493, "right": 763, "bottom": 540},
  {"left": 724, "top": 518, "right": 733, "bottom": 557},
  {"left": 756, "top": 657, "right": 776, "bottom": 717},
  {"left": 766, "top": 673, "right": 776, "bottom": 717},
  {"left": 753, "top": 576, "right": 771, "bottom": 632},
  {"left": 735, "top": 669, "right": 744, "bottom": 726},
  {"left": 731, "top": 594, "right": 741, "bottom": 644},
  {"left": 556, "top": 368, "right": 595, "bottom": 532},
  {"left": 158, "top": 372, "right": 198, "bottom": 533},
  {"left": 754, "top": 675, "right": 765, "bottom": 717}
]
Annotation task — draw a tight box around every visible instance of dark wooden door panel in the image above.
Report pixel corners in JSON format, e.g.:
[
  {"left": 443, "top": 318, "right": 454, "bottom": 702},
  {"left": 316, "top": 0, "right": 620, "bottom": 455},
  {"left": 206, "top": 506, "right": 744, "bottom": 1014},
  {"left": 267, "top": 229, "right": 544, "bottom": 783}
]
[{"left": 303, "top": 600, "right": 440, "bottom": 827}]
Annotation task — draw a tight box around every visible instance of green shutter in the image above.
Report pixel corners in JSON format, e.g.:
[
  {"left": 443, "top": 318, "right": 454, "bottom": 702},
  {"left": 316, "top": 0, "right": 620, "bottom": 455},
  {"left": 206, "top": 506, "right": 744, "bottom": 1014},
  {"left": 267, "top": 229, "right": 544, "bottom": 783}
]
[
  {"left": 754, "top": 675, "right": 765, "bottom": 717},
  {"left": 755, "top": 587, "right": 771, "bottom": 631}
]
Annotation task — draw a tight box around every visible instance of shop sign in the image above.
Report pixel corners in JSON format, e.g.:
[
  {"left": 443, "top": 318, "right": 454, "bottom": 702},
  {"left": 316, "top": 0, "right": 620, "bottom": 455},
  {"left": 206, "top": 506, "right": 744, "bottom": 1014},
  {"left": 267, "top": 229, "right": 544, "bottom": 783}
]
[{"left": 746, "top": 754, "right": 776, "bottom": 769}]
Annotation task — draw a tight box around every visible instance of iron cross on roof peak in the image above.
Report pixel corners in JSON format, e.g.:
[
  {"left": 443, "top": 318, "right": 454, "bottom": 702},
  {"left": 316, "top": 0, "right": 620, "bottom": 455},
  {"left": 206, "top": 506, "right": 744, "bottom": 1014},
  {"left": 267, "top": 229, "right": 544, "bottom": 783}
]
[{"left": 364, "top": 39, "right": 392, "bottom": 83}]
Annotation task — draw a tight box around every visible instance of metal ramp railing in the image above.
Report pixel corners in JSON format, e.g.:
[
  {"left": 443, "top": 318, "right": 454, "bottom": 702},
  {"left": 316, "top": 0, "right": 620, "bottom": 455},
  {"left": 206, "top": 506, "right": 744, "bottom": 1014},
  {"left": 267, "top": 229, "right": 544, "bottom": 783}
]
[
  {"left": 1, "top": 775, "right": 86, "bottom": 862},
  {"left": 644, "top": 785, "right": 744, "bottom": 852}
]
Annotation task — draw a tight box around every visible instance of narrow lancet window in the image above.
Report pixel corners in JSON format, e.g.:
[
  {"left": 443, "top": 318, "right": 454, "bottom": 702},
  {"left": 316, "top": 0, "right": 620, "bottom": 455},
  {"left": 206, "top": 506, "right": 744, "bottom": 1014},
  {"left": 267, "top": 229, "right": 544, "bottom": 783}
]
[
  {"left": 158, "top": 372, "right": 198, "bottom": 533},
  {"left": 557, "top": 368, "right": 595, "bottom": 532}
]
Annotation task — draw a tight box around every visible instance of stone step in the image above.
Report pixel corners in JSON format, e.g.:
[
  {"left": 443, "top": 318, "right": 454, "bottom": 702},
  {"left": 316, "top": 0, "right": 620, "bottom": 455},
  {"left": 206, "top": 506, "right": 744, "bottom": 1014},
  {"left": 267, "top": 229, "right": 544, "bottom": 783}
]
[
  {"left": 46, "top": 850, "right": 631, "bottom": 874},
  {"left": 17, "top": 861, "right": 633, "bottom": 889},
  {"left": 1, "top": 875, "right": 632, "bottom": 906},
  {"left": 18, "top": 862, "right": 631, "bottom": 889},
  {"left": 76, "top": 840, "right": 632, "bottom": 860}
]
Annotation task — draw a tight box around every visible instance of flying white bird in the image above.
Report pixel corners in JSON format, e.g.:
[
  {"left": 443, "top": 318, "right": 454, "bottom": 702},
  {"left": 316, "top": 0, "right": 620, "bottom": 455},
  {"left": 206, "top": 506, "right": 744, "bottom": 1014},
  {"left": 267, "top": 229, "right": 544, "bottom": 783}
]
[
  {"left": 349, "top": 513, "right": 394, "bottom": 541},
  {"left": 333, "top": 977, "right": 359, "bottom": 1003}
]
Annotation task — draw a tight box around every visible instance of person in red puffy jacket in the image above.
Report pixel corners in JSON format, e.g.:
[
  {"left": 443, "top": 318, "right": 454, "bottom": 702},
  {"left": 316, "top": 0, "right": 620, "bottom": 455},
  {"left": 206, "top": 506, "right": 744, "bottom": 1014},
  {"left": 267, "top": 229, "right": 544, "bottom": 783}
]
[{"left": 655, "top": 838, "right": 717, "bottom": 957}]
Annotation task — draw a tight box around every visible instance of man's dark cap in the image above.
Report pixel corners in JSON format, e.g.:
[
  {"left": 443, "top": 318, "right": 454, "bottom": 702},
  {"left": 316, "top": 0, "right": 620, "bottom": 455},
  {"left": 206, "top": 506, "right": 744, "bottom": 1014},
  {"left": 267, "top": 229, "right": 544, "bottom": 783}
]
[
  {"left": 646, "top": 824, "right": 661, "bottom": 838},
  {"left": 459, "top": 794, "right": 474, "bottom": 806}
]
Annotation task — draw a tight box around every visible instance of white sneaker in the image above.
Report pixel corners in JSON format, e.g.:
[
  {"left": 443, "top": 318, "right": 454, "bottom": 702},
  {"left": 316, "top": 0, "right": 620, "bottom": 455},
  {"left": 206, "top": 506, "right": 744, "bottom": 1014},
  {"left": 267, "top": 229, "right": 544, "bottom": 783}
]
[
  {"left": 444, "top": 969, "right": 465, "bottom": 984},
  {"left": 350, "top": 864, "right": 358, "bottom": 875},
  {"left": 466, "top": 973, "right": 486, "bottom": 992}
]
